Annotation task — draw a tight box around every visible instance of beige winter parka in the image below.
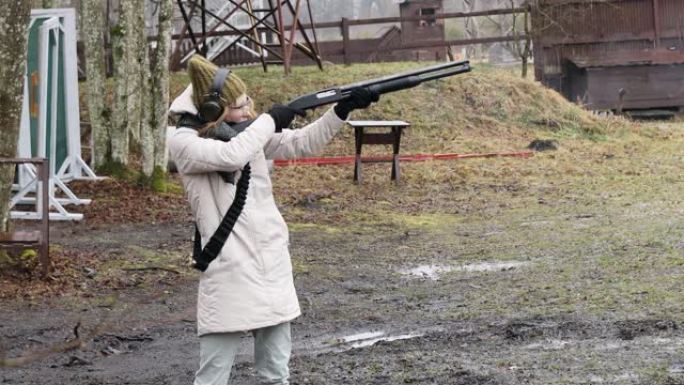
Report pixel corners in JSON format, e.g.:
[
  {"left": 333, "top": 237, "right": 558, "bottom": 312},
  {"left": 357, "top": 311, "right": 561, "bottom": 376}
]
[{"left": 168, "top": 85, "right": 345, "bottom": 335}]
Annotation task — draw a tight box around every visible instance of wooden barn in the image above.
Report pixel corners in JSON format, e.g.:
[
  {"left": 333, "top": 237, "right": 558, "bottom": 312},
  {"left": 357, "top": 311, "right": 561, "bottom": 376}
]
[{"left": 531, "top": 0, "right": 684, "bottom": 111}]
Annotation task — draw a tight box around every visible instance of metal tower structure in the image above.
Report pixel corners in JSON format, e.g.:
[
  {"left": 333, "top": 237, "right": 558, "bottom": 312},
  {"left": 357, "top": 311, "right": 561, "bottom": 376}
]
[{"left": 173, "top": 0, "right": 323, "bottom": 73}]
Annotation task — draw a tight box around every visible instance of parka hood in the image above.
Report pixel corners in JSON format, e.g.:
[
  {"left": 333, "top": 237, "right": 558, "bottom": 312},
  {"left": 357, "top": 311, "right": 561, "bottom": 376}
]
[{"left": 169, "top": 84, "right": 198, "bottom": 116}]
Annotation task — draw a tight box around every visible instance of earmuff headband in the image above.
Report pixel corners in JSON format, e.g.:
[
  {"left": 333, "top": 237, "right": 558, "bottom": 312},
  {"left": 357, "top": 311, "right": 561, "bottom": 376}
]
[
  {"left": 209, "top": 68, "right": 231, "bottom": 99},
  {"left": 198, "top": 67, "right": 232, "bottom": 123}
]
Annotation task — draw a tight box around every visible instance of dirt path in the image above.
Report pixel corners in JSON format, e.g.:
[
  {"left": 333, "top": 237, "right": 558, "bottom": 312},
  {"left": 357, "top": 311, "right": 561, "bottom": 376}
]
[{"left": 3, "top": 214, "right": 684, "bottom": 385}]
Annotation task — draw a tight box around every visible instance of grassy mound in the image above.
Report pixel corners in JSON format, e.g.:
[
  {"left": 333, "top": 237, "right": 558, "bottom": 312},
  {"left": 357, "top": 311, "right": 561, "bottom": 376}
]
[{"left": 171, "top": 61, "right": 626, "bottom": 145}]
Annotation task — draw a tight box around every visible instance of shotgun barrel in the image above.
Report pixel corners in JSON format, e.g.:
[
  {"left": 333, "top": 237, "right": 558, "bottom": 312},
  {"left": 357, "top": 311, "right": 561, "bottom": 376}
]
[{"left": 287, "top": 60, "right": 471, "bottom": 110}]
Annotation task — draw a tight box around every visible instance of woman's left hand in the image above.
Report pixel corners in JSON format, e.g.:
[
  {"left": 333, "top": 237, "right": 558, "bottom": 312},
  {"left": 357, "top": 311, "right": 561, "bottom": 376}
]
[{"left": 267, "top": 104, "right": 306, "bottom": 132}]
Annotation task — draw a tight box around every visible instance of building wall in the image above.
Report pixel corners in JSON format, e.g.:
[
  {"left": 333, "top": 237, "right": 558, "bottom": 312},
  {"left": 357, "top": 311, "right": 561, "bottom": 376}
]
[{"left": 531, "top": 0, "right": 684, "bottom": 109}]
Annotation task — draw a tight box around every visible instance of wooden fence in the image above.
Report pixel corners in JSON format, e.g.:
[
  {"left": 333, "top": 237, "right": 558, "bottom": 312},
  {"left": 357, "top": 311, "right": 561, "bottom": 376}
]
[{"left": 167, "top": 6, "right": 531, "bottom": 67}]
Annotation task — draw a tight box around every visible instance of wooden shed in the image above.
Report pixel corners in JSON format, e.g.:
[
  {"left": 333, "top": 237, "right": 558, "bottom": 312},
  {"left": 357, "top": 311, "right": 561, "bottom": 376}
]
[
  {"left": 399, "top": 0, "right": 445, "bottom": 46},
  {"left": 531, "top": 0, "right": 684, "bottom": 111}
]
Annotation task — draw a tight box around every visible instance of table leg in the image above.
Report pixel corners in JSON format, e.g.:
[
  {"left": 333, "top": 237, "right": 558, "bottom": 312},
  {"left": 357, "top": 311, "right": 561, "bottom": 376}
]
[
  {"left": 391, "top": 127, "right": 402, "bottom": 183},
  {"left": 354, "top": 127, "right": 364, "bottom": 184}
]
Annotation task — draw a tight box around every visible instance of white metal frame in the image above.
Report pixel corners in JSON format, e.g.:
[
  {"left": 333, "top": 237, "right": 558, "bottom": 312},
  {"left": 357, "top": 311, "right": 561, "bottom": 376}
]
[
  {"left": 33, "top": 8, "right": 98, "bottom": 182},
  {"left": 12, "top": 9, "right": 93, "bottom": 221}
]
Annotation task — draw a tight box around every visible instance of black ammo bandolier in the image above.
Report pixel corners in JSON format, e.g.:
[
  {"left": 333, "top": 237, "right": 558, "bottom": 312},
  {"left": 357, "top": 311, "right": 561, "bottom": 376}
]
[{"left": 177, "top": 113, "right": 251, "bottom": 272}]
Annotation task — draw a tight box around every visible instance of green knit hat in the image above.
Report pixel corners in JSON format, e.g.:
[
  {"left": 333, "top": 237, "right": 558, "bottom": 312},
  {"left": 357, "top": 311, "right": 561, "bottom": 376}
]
[{"left": 187, "top": 54, "right": 247, "bottom": 109}]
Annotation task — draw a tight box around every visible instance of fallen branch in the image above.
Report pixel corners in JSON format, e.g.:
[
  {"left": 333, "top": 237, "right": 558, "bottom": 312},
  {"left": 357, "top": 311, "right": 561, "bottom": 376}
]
[
  {"left": 0, "top": 287, "right": 194, "bottom": 368},
  {"left": 0, "top": 321, "right": 90, "bottom": 368}
]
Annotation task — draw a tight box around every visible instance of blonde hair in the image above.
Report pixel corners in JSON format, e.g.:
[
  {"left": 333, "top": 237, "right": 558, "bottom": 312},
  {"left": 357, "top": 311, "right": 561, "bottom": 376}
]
[{"left": 197, "top": 95, "right": 257, "bottom": 138}]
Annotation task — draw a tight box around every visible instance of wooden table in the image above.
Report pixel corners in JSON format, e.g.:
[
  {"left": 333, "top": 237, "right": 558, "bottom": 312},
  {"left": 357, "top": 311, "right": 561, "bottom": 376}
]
[{"left": 348, "top": 120, "right": 410, "bottom": 184}]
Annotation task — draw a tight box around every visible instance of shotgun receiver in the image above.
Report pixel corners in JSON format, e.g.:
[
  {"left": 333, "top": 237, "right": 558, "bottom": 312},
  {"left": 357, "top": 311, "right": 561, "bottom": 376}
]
[{"left": 210, "top": 60, "right": 471, "bottom": 139}]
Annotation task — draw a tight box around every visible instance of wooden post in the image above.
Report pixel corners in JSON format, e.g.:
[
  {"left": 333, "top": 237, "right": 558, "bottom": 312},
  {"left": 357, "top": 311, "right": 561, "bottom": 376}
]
[
  {"left": 276, "top": 0, "right": 289, "bottom": 74},
  {"left": 201, "top": 0, "right": 208, "bottom": 56},
  {"left": 305, "top": 0, "right": 323, "bottom": 70},
  {"left": 285, "top": 0, "right": 301, "bottom": 64},
  {"left": 38, "top": 159, "right": 49, "bottom": 277},
  {"left": 652, "top": 0, "right": 661, "bottom": 48},
  {"left": 341, "top": 17, "right": 350, "bottom": 65},
  {"left": 245, "top": 0, "right": 268, "bottom": 72}
]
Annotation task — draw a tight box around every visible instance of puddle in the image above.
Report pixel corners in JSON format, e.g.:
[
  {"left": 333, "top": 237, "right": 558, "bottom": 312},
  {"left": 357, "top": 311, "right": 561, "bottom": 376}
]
[
  {"left": 669, "top": 365, "right": 684, "bottom": 374},
  {"left": 460, "top": 261, "right": 528, "bottom": 272},
  {"left": 613, "top": 372, "right": 639, "bottom": 382},
  {"left": 333, "top": 331, "right": 385, "bottom": 344},
  {"left": 400, "top": 265, "right": 453, "bottom": 280},
  {"left": 349, "top": 332, "right": 424, "bottom": 348},
  {"left": 400, "top": 261, "right": 528, "bottom": 280},
  {"left": 325, "top": 330, "right": 425, "bottom": 350}
]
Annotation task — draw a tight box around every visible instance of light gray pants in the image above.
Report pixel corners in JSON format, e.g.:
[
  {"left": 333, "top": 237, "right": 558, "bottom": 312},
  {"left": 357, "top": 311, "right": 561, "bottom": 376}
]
[{"left": 194, "top": 322, "right": 291, "bottom": 385}]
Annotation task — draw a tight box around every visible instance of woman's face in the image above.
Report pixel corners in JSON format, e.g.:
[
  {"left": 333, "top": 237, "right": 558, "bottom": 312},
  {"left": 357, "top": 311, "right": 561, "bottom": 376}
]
[{"left": 224, "top": 95, "right": 253, "bottom": 123}]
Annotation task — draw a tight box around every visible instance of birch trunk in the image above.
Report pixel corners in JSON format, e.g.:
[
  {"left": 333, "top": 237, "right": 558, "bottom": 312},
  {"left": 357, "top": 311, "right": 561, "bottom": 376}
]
[
  {"left": 110, "top": 0, "right": 132, "bottom": 166},
  {"left": 140, "top": 28, "right": 153, "bottom": 177},
  {"left": 126, "top": 0, "right": 145, "bottom": 146},
  {"left": 0, "top": 0, "right": 31, "bottom": 231},
  {"left": 81, "top": 0, "right": 111, "bottom": 168},
  {"left": 152, "top": 0, "right": 173, "bottom": 176}
]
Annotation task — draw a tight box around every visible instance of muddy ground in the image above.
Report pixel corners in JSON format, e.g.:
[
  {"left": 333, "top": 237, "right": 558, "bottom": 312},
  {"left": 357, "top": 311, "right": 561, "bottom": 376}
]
[{"left": 3, "top": 120, "right": 684, "bottom": 385}]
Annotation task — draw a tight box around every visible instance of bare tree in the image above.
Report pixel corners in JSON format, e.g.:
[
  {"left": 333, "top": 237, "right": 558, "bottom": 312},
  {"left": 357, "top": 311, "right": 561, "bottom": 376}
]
[
  {"left": 126, "top": 0, "right": 146, "bottom": 147},
  {"left": 0, "top": 1, "right": 31, "bottom": 231},
  {"left": 81, "top": 0, "right": 112, "bottom": 168},
  {"left": 511, "top": 0, "right": 532, "bottom": 78},
  {"left": 463, "top": 0, "right": 480, "bottom": 59},
  {"left": 110, "top": 0, "right": 134, "bottom": 166},
  {"left": 82, "top": 0, "right": 172, "bottom": 182},
  {"left": 144, "top": 0, "right": 174, "bottom": 185},
  {"left": 488, "top": 0, "right": 532, "bottom": 77},
  {"left": 140, "top": 33, "right": 154, "bottom": 179},
  {"left": 133, "top": 0, "right": 174, "bottom": 186}
]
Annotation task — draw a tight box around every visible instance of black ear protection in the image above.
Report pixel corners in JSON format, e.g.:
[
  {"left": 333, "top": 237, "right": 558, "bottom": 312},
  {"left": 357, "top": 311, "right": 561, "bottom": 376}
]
[{"left": 198, "top": 67, "right": 231, "bottom": 122}]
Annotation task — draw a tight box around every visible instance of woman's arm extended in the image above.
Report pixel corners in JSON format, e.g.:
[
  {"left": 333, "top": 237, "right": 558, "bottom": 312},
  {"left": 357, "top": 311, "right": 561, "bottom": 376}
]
[{"left": 170, "top": 114, "right": 276, "bottom": 174}]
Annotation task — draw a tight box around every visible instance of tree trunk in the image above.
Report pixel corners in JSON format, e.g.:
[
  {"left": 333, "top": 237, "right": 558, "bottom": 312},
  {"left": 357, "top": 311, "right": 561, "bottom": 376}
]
[
  {"left": 151, "top": 0, "right": 174, "bottom": 178},
  {"left": 81, "top": 0, "right": 111, "bottom": 168},
  {"left": 110, "top": 0, "right": 132, "bottom": 166},
  {"left": 464, "top": 0, "right": 479, "bottom": 59},
  {"left": 520, "top": 4, "right": 531, "bottom": 79},
  {"left": 125, "top": 0, "right": 146, "bottom": 146},
  {"left": 140, "top": 25, "right": 153, "bottom": 178},
  {"left": 0, "top": 1, "right": 31, "bottom": 231}
]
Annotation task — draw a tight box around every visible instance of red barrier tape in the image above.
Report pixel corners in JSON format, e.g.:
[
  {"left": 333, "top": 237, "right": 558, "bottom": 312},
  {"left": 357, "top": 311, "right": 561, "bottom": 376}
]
[{"left": 274, "top": 151, "right": 534, "bottom": 167}]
